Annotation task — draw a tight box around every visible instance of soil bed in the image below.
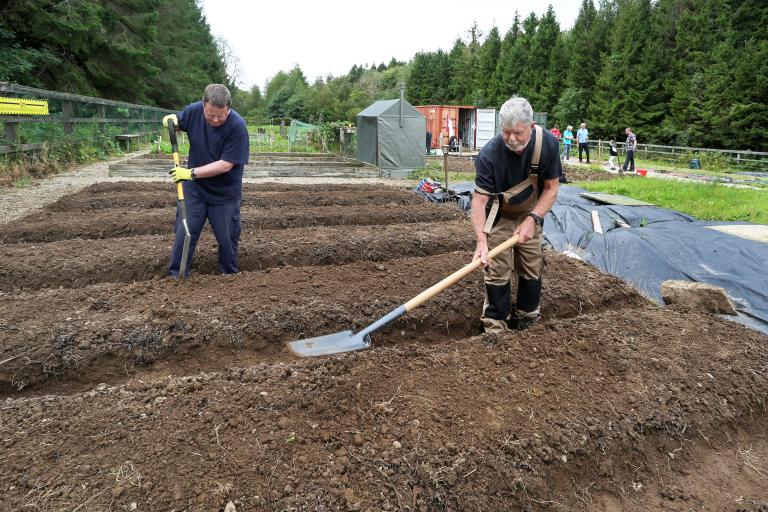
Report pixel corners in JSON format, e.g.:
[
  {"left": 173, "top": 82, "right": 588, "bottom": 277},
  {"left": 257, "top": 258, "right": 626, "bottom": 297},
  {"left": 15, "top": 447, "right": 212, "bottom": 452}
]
[
  {"left": 44, "top": 182, "right": 423, "bottom": 211},
  {"left": 0, "top": 181, "right": 766, "bottom": 512},
  {"left": 1, "top": 203, "right": 463, "bottom": 244},
  {"left": 0, "top": 250, "right": 645, "bottom": 395},
  {"left": 0, "top": 222, "right": 473, "bottom": 291}
]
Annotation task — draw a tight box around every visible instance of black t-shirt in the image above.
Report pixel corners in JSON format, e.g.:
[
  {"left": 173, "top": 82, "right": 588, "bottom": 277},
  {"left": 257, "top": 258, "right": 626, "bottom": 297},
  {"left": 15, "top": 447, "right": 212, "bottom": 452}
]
[
  {"left": 178, "top": 101, "right": 250, "bottom": 204},
  {"left": 475, "top": 129, "right": 561, "bottom": 194}
]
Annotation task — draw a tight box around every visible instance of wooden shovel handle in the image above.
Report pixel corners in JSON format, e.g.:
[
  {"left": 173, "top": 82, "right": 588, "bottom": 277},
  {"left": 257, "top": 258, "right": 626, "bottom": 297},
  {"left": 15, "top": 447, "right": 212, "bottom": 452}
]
[{"left": 403, "top": 234, "right": 520, "bottom": 312}]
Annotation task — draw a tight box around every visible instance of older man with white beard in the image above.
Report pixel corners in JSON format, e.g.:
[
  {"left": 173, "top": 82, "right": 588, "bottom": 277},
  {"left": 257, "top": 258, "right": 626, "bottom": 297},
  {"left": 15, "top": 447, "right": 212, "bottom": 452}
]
[{"left": 470, "top": 97, "right": 562, "bottom": 333}]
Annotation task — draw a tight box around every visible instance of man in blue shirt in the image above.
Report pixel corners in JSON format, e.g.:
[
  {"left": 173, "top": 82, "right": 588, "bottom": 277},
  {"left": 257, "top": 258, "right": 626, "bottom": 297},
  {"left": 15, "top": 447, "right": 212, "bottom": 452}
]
[
  {"left": 471, "top": 97, "right": 562, "bottom": 333},
  {"left": 576, "top": 122, "right": 590, "bottom": 163},
  {"left": 162, "top": 84, "right": 250, "bottom": 277}
]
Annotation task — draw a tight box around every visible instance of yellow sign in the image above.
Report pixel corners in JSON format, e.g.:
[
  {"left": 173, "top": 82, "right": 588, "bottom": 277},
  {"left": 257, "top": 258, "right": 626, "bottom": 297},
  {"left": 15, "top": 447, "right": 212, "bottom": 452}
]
[{"left": 0, "top": 97, "right": 49, "bottom": 115}]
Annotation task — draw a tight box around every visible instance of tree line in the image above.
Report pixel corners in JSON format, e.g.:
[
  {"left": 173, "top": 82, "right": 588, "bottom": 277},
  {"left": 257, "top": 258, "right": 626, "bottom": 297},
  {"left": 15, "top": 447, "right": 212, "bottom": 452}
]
[
  {"left": 405, "top": 0, "right": 767, "bottom": 151},
  {"left": 3, "top": 0, "right": 766, "bottom": 151},
  {"left": 1, "top": 0, "right": 228, "bottom": 109}
]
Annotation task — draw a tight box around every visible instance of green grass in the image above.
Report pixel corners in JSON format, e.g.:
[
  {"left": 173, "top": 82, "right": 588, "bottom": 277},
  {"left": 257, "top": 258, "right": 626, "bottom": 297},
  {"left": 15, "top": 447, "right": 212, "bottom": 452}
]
[
  {"left": 575, "top": 176, "right": 768, "bottom": 223},
  {"left": 157, "top": 137, "right": 190, "bottom": 156},
  {"left": 408, "top": 162, "right": 475, "bottom": 183},
  {"left": 154, "top": 124, "right": 319, "bottom": 155},
  {"left": 247, "top": 124, "right": 318, "bottom": 153}
]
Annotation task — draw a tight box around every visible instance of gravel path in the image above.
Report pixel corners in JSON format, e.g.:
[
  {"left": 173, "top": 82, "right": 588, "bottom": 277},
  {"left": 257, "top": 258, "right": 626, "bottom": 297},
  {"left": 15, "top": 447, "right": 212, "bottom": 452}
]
[
  {"left": 0, "top": 152, "right": 408, "bottom": 225},
  {"left": 0, "top": 150, "right": 149, "bottom": 225}
]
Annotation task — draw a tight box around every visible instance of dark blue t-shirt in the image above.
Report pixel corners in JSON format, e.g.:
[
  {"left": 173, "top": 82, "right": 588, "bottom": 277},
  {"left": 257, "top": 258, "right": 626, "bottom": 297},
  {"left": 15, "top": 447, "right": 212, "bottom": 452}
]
[
  {"left": 177, "top": 102, "right": 249, "bottom": 204},
  {"left": 475, "top": 128, "right": 561, "bottom": 194}
]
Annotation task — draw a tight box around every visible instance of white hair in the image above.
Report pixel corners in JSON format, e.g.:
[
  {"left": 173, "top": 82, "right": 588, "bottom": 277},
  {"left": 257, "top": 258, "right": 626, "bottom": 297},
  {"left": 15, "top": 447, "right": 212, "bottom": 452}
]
[{"left": 498, "top": 97, "right": 533, "bottom": 129}]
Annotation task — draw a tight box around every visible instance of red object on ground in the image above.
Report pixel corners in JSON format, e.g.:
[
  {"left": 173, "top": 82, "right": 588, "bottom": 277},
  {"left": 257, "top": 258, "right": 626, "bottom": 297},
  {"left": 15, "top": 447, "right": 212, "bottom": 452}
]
[{"left": 637, "top": 169, "right": 648, "bottom": 176}]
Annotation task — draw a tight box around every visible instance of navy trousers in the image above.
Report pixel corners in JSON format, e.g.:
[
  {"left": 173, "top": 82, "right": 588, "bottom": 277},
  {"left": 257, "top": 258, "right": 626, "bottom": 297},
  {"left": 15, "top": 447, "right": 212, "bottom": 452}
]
[
  {"left": 622, "top": 150, "right": 636, "bottom": 173},
  {"left": 168, "top": 194, "right": 241, "bottom": 277}
]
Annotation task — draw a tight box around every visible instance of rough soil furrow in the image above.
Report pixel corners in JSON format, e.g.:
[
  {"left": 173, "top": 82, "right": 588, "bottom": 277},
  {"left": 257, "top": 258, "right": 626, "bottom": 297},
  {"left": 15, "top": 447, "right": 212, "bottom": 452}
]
[
  {"left": 44, "top": 185, "right": 424, "bottom": 212},
  {"left": 0, "top": 203, "right": 464, "bottom": 243},
  {"left": 0, "top": 251, "right": 647, "bottom": 395},
  {"left": 0, "top": 221, "right": 473, "bottom": 291},
  {"left": 0, "top": 307, "right": 765, "bottom": 511}
]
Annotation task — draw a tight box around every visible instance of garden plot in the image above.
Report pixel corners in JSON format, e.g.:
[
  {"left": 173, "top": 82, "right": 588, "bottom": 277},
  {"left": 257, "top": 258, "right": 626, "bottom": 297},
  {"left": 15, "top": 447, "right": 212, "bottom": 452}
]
[{"left": 0, "top": 182, "right": 766, "bottom": 511}]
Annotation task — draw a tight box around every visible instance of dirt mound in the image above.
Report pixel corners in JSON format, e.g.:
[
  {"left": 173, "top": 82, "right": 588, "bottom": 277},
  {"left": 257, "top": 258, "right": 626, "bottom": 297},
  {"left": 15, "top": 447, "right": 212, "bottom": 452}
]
[
  {"left": 1, "top": 203, "right": 464, "bottom": 244},
  {"left": 0, "top": 222, "right": 475, "bottom": 291},
  {"left": 0, "top": 183, "right": 766, "bottom": 511},
  {"left": 45, "top": 182, "right": 423, "bottom": 211}
]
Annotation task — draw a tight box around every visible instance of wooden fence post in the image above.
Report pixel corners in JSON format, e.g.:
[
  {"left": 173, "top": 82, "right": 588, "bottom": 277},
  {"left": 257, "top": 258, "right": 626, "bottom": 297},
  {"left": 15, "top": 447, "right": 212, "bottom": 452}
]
[
  {"left": 4, "top": 122, "right": 19, "bottom": 144},
  {"left": 62, "top": 101, "right": 74, "bottom": 136},
  {"left": 98, "top": 105, "right": 106, "bottom": 134}
]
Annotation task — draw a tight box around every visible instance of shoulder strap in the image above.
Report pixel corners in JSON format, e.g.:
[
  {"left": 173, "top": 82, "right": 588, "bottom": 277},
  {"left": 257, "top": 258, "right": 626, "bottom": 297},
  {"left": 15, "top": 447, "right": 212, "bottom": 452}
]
[{"left": 530, "top": 124, "right": 543, "bottom": 175}]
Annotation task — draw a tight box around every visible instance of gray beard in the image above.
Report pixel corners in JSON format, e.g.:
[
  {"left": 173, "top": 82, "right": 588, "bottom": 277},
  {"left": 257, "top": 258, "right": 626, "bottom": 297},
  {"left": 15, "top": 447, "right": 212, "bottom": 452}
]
[{"left": 505, "top": 137, "right": 530, "bottom": 153}]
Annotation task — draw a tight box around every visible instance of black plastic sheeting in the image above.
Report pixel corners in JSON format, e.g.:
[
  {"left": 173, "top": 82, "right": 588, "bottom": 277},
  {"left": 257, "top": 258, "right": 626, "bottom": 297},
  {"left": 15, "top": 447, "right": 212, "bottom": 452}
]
[{"left": 545, "top": 186, "right": 768, "bottom": 334}]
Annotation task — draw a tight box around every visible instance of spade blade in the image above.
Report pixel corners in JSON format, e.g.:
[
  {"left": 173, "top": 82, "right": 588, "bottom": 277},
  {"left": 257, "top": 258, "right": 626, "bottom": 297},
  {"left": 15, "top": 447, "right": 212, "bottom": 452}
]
[{"left": 288, "top": 330, "right": 371, "bottom": 357}]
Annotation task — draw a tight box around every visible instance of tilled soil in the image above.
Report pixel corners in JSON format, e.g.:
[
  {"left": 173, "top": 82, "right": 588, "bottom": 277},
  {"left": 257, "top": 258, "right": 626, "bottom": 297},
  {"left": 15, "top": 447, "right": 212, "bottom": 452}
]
[
  {"left": 44, "top": 183, "right": 425, "bottom": 212},
  {"left": 1, "top": 182, "right": 767, "bottom": 512},
  {"left": 0, "top": 222, "right": 474, "bottom": 291},
  {"left": 1, "top": 203, "right": 463, "bottom": 244}
]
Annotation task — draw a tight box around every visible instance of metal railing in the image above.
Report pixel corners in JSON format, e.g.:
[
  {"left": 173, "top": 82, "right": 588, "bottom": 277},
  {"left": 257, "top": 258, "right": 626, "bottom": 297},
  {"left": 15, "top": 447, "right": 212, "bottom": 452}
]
[{"left": 569, "top": 138, "right": 768, "bottom": 171}]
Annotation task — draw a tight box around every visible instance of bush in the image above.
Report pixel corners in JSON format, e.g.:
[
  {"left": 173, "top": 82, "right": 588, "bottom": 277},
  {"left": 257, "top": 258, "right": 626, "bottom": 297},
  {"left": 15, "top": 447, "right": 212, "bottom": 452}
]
[
  {"left": 0, "top": 133, "right": 120, "bottom": 188},
  {"left": 676, "top": 150, "right": 729, "bottom": 170}
]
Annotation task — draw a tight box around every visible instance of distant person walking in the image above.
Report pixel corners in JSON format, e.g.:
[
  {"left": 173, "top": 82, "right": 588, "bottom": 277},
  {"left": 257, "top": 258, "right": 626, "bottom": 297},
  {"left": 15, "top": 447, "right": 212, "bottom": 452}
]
[
  {"left": 577, "top": 122, "right": 590, "bottom": 163},
  {"left": 622, "top": 127, "right": 637, "bottom": 174},
  {"left": 426, "top": 131, "right": 432, "bottom": 155},
  {"left": 608, "top": 139, "right": 618, "bottom": 170},
  {"left": 562, "top": 125, "right": 574, "bottom": 161}
]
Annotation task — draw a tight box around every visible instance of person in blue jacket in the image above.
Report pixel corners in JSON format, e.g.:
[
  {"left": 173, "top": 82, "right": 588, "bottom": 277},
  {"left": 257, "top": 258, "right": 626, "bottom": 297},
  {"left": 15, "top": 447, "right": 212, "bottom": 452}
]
[{"left": 162, "top": 84, "right": 250, "bottom": 277}]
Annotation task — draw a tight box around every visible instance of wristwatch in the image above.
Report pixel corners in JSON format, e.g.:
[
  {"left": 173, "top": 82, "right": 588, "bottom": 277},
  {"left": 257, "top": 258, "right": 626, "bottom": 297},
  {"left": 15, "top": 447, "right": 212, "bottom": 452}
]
[
  {"left": 528, "top": 212, "right": 544, "bottom": 227},
  {"left": 190, "top": 168, "right": 196, "bottom": 179}
]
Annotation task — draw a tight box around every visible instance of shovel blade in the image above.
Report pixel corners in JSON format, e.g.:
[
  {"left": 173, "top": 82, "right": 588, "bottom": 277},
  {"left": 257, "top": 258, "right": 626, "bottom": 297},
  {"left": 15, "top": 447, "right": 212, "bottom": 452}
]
[
  {"left": 178, "top": 232, "right": 191, "bottom": 278},
  {"left": 288, "top": 330, "right": 371, "bottom": 357}
]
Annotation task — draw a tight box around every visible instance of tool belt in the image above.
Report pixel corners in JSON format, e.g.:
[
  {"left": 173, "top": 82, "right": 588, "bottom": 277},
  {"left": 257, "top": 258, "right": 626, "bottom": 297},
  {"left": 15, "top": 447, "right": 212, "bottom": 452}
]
[{"left": 476, "top": 125, "right": 544, "bottom": 234}]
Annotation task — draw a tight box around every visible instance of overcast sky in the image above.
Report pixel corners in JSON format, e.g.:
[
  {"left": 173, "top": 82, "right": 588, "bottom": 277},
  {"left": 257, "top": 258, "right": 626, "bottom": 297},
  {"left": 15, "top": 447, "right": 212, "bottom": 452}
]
[{"left": 200, "top": 1, "right": 581, "bottom": 92}]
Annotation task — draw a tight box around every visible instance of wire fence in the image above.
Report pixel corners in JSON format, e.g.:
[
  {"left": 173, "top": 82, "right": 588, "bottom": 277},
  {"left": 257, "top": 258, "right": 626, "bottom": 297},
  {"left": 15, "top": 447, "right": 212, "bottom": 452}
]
[
  {"left": 247, "top": 119, "right": 317, "bottom": 153},
  {"left": 247, "top": 120, "right": 358, "bottom": 157}
]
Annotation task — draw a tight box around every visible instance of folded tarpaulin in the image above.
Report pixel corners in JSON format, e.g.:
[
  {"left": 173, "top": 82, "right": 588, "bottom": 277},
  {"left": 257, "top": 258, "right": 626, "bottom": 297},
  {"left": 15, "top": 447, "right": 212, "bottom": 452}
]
[{"left": 543, "top": 186, "right": 768, "bottom": 334}]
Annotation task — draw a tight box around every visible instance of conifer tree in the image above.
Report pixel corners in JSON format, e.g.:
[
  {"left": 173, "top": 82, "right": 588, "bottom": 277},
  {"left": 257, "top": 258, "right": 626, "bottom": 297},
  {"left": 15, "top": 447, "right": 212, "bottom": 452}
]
[
  {"left": 475, "top": 26, "right": 502, "bottom": 106},
  {"left": 489, "top": 14, "right": 523, "bottom": 107}
]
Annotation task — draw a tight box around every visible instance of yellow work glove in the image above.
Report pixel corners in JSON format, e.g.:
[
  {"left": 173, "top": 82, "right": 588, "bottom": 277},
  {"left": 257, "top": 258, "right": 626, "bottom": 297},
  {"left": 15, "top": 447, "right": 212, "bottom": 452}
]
[
  {"left": 162, "top": 113, "right": 179, "bottom": 128},
  {"left": 169, "top": 166, "right": 194, "bottom": 182}
]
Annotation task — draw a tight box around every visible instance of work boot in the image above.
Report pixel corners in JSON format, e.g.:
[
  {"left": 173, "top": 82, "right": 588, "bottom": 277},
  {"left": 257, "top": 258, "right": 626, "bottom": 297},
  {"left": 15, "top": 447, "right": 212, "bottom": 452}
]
[
  {"left": 512, "top": 308, "right": 540, "bottom": 331},
  {"left": 512, "top": 316, "right": 539, "bottom": 331}
]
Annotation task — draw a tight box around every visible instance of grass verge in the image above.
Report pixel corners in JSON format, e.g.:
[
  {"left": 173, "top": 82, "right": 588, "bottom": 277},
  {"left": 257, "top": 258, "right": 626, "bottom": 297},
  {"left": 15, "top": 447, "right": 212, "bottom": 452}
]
[{"left": 574, "top": 176, "right": 768, "bottom": 223}]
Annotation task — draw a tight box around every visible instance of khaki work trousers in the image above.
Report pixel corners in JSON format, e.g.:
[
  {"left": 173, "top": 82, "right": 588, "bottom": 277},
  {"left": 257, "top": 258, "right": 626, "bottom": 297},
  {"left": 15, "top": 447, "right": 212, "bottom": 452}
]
[{"left": 481, "top": 214, "right": 544, "bottom": 334}]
